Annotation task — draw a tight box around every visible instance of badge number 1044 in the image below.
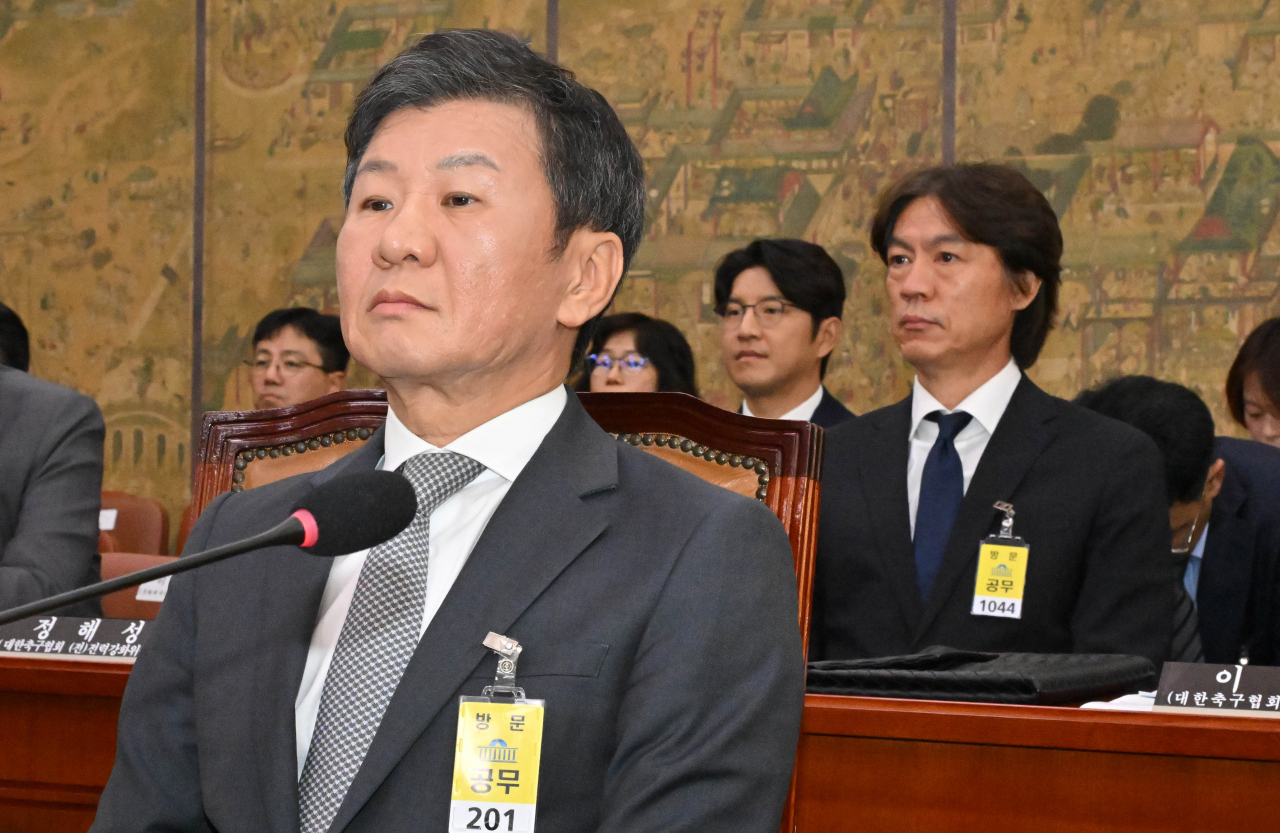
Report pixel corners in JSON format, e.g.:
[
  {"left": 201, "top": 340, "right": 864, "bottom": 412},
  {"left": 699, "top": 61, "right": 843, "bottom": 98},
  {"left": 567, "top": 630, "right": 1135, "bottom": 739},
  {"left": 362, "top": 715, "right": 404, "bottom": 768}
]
[{"left": 971, "top": 542, "right": 1028, "bottom": 619}]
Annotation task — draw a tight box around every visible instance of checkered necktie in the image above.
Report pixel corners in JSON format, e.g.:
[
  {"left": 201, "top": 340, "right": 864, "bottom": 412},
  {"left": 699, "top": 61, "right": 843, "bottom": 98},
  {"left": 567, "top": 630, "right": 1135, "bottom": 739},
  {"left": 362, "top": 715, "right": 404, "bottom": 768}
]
[{"left": 298, "top": 451, "right": 485, "bottom": 833}]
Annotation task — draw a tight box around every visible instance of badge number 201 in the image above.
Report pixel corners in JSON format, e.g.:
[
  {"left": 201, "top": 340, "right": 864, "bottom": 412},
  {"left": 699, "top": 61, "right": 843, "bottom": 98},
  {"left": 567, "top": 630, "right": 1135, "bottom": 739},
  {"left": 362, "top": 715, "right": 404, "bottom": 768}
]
[{"left": 450, "top": 698, "right": 544, "bottom": 833}]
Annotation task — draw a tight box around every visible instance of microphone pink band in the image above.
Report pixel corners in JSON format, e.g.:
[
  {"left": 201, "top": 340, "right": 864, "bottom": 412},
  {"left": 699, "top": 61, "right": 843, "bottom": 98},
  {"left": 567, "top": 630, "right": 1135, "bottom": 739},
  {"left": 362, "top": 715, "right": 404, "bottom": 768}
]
[{"left": 291, "top": 509, "right": 319, "bottom": 548}]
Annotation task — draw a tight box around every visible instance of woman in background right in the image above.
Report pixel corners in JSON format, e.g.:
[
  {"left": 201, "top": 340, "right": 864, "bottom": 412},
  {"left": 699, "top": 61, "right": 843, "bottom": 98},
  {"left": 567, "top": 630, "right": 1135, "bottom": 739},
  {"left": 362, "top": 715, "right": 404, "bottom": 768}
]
[{"left": 1227, "top": 317, "right": 1280, "bottom": 449}]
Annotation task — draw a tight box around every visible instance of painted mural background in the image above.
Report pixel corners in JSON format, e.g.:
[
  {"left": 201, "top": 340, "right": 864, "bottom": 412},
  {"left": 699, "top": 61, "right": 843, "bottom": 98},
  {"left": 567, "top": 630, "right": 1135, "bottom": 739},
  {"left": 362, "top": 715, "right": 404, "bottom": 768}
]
[{"left": 2, "top": 0, "right": 1278, "bottom": 536}]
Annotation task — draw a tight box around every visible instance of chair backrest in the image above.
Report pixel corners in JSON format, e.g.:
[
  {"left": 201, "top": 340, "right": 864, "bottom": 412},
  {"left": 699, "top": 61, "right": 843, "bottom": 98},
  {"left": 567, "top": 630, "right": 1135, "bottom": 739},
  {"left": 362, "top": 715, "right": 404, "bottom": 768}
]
[
  {"left": 187, "top": 389, "right": 823, "bottom": 654},
  {"left": 101, "top": 491, "right": 171, "bottom": 555},
  {"left": 100, "top": 552, "right": 176, "bottom": 620}
]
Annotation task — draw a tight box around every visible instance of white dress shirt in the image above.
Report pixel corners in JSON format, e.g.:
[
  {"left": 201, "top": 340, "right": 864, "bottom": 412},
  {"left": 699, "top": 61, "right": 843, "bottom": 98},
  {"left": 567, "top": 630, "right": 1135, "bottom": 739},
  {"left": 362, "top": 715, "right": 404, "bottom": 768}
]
[
  {"left": 294, "top": 386, "right": 567, "bottom": 774},
  {"left": 908, "top": 359, "right": 1022, "bottom": 536},
  {"left": 741, "top": 384, "right": 825, "bottom": 422}
]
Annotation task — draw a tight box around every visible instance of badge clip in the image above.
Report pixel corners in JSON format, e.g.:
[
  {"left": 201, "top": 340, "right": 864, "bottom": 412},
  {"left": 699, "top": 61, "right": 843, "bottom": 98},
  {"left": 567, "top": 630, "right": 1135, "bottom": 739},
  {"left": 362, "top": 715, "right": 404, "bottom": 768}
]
[
  {"left": 482, "top": 631, "right": 525, "bottom": 700},
  {"left": 993, "top": 501, "right": 1016, "bottom": 539}
]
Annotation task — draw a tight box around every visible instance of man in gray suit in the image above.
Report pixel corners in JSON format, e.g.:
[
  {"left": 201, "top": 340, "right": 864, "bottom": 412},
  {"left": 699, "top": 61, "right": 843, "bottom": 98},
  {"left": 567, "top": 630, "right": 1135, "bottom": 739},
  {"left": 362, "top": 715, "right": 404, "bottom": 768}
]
[
  {"left": 93, "top": 30, "right": 804, "bottom": 833},
  {"left": 0, "top": 361, "right": 104, "bottom": 617}
]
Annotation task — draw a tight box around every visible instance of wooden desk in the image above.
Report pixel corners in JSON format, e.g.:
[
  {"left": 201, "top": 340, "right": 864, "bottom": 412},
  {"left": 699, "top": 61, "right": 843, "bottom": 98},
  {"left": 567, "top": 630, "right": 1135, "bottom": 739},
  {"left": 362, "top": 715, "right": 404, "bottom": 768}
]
[
  {"left": 795, "top": 693, "right": 1280, "bottom": 832},
  {"left": 0, "top": 656, "right": 129, "bottom": 833},
  {"left": 7, "top": 656, "right": 1280, "bottom": 833}
]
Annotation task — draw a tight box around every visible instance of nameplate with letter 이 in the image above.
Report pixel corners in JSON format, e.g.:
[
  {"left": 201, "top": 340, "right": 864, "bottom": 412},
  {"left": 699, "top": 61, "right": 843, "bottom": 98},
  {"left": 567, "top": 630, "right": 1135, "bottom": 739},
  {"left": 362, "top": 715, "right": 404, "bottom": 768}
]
[
  {"left": 450, "top": 632, "right": 544, "bottom": 833},
  {"left": 1154, "top": 662, "right": 1280, "bottom": 719}
]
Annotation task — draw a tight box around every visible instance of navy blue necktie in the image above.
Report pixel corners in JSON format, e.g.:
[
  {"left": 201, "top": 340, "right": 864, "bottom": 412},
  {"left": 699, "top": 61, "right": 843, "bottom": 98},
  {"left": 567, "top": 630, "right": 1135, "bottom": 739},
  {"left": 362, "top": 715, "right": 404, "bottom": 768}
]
[{"left": 914, "top": 411, "right": 973, "bottom": 601}]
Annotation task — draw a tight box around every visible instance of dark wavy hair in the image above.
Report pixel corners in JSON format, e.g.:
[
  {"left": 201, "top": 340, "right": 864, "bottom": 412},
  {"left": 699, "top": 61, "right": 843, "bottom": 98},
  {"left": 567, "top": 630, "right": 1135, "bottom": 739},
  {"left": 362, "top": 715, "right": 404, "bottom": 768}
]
[
  {"left": 575, "top": 313, "right": 698, "bottom": 397},
  {"left": 1226, "top": 317, "right": 1280, "bottom": 425},
  {"left": 1075, "top": 376, "right": 1215, "bottom": 504},
  {"left": 870, "top": 163, "right": 1062, "bottom": 369},
  {"left": 343, "top": 29, "right": 645, "bottom": 362}
]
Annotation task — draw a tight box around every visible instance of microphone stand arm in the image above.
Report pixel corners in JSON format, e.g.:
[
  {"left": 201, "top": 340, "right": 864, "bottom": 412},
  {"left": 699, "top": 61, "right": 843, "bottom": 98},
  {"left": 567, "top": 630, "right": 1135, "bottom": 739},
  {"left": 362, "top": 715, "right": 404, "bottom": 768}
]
[{"left": 0, "top": 518, "right": 304, "bottom": 627}]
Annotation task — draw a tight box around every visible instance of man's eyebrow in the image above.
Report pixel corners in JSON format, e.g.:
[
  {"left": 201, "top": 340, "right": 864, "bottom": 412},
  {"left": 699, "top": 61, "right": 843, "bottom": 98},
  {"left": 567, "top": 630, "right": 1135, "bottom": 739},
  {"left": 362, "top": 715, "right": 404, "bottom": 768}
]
[
  {"left": 727, "top": 294, "right": 788, "bottom": 305},
  {"left": 437, "top": 152, "right": 501, "bottom": 171},
  {"left": 355, "top": 159, "right": 397, "bottom": 177},
  {"left": 887, "top": 232, "right": 967, "bottom": 250}
]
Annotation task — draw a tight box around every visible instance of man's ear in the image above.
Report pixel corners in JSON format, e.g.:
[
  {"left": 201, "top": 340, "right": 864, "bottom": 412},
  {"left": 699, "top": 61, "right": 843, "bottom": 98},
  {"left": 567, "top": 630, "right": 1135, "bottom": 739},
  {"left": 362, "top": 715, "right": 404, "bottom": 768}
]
[
  {"left": 1203, "top": 458, "right": 1227, "bottom": 502},
  {"left": 813, "top": 316, "right": 843, "bottom": 360},
  {"left": 325, "top": 370, "right": 347, "bottom": 395},
  {"left": 556, "top": 230, "right": 625, "bottom": 330},
  {"left": 1010, "top": 270, "right": 1042, "bottom": 312}
]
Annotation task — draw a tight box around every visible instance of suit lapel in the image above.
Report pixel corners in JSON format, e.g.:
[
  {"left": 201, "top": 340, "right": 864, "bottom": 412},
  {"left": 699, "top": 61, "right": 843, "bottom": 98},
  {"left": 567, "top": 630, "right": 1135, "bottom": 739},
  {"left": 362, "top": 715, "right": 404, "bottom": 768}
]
[
  {"left": 253, "top": 432, "right": 387, "bottom": 833},
  {"left": 1197, "top": 467, "right": 1250, "bottom": 660},
  {"left": 913, "top": 378, "right": 1060, "bottom": 644},
  {"left": 329, "top": 395, "right": 617, "bottom": 833},
  {"left": 854, "top": 398, "right": 924, "bottom": 629}
]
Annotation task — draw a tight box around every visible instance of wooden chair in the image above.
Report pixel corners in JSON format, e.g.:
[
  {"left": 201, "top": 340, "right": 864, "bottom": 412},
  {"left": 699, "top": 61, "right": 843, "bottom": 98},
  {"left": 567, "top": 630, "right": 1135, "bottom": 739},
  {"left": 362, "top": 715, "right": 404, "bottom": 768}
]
[
  {"left": 100, "top": 491, "right": 171, "bottom": 555},
  {"left": 185, "top": 389, "right": 822, "bottom": 653}
]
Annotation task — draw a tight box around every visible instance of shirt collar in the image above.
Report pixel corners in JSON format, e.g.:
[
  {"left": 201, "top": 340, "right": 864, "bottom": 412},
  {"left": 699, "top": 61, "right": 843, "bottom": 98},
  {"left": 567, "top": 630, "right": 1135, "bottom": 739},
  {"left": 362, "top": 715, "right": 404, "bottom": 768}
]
[
  {"left": 910, "top": 358, "right": 1022, "bottom": 439},
  {"left": 381, "top": 385, "right": 568, "bottom": 482},
  {"left": 1191, "top": 522, "right": 1210, "bottom": 561},
  {"left": 741, "top": 384, "right": 825, "bottom": 422}
]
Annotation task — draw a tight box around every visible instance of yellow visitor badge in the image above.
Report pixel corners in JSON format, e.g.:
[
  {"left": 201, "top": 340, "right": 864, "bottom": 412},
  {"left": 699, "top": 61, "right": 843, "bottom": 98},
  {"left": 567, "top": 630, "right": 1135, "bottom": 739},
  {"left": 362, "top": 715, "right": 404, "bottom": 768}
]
[
  {"left": 450, "top": 698, "right": 544, "bottom": 832},
  {"left": 971, "top": 502, "right": 1029, "bottom": 620},
  {"left": 450, "top": 633, "right": 544, "bottom": 833}
]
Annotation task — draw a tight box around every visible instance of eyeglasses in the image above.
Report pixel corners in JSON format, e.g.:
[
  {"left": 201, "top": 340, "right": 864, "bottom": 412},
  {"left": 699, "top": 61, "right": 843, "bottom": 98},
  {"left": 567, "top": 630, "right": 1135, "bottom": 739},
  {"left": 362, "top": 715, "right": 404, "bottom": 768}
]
[
  {"left": 588, "top": 353, "right": 650, "bottom": 374},
  {"left": 244, "top": 357, "right": 327, "bottom": 377},
  {"left": 1172, "top": 507, "right": 1202, "bottom": 555},
  {"left": 715, "top": 300, "right": 798, "bottom": 329}
]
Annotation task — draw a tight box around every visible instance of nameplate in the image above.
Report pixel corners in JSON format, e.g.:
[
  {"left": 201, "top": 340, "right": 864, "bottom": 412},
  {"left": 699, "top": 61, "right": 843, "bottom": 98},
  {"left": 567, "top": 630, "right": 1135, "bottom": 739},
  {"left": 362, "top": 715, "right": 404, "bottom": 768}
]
[
  {"left": 0, "top": 616, "right": 151, "bottom": 663},
  {"left": 1153, "top": 662, "right": 1280, "bottom": 719}
]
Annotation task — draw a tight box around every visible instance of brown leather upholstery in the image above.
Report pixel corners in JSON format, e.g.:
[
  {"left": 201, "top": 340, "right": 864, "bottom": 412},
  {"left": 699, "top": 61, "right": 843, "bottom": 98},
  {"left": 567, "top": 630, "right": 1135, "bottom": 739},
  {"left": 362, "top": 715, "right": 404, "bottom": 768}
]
[
  {"left": 100, "top": 552, "right": 176, "bottom": 620},
  {"left": 101, "top": 491, "right": 171, "bottom": 555}
]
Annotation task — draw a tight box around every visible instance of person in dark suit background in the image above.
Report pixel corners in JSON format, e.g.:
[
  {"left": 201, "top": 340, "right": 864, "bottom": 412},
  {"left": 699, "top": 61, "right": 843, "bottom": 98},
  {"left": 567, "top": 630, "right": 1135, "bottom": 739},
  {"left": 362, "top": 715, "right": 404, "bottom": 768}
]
[
  {"left": 0, "top": 303, "right": 104, "bottom": 617},
  {"left": 714, "top": 239, "right": 855, "bottom": 428},
  {"left": 1077, "top": 375, "right": 1280, "bottom": 665},
  {"left": 812, "top": 164, "right": 1173, "bottom": 666},
  {"left": 93, "top": 31, "right": 803, "bottom": 833}
]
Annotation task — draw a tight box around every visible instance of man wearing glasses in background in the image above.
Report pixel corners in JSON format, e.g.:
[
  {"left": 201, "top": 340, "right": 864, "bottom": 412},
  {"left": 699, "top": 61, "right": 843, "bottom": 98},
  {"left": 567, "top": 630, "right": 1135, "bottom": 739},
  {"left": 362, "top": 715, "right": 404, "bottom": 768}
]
[
  {"left": 248, "top": 308, "right": 350, "bottom": 409},
  {"left": 714, "top": 238, "right": 855, "bottom": 428}
]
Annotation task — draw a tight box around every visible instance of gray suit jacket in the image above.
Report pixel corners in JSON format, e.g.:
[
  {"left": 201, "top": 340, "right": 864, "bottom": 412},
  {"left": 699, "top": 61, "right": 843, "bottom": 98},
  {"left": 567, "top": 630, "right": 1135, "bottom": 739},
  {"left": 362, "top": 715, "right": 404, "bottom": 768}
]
[
  {"left": 0, "top": 365, "right": 103, "bottom": 616},
  {"left": 92, "top": 392, "right": 804, "bottom": 833}
]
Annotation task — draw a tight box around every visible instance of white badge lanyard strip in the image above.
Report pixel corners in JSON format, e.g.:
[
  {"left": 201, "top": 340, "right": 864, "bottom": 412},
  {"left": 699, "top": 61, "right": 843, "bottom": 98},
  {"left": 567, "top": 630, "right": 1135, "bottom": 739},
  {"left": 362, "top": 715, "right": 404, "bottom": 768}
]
[{"left": 450, "top": 632, "right": 545, "bottom": 833}]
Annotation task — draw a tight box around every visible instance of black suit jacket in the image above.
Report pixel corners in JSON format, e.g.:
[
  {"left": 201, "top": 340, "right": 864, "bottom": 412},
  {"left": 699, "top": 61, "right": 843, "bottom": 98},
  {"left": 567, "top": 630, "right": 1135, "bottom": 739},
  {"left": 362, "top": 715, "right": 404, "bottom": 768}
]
[
  {"left": 812, "top": 376, "right": 1173, "bottom": 666},
  {"left": 1197, "top": 437, "right": 1280, "bottom": 665},
  {"left": 0, "top": 365, "right": 103, "bottom": 616},
  {"left": 811, "top": 387, "right": 856, "bottom": 430},
  {"left": 92, "top": 393, "right": 804, "bottom": 833}
]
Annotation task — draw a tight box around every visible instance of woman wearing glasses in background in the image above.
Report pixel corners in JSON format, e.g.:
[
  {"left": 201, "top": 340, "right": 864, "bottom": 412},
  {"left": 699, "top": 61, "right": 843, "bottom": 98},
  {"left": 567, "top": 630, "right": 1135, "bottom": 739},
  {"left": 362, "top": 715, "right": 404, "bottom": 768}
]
[{"left": 577, "top": 312, "right": 699, "bottom": 396}]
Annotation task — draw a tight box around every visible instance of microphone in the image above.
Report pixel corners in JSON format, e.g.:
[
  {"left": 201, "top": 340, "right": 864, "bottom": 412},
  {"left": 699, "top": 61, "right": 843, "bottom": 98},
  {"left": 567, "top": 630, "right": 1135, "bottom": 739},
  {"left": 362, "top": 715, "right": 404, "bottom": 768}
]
[{"left": 0, "top": 470, "right": 418, "bottom": 627}]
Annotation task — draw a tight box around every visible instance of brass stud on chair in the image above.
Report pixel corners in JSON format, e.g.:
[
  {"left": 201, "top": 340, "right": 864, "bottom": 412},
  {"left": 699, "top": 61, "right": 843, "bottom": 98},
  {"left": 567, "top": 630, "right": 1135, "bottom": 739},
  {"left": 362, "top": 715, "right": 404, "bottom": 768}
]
[{"left": 612, "top": 432, "right": 771, "bottom": 501}]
